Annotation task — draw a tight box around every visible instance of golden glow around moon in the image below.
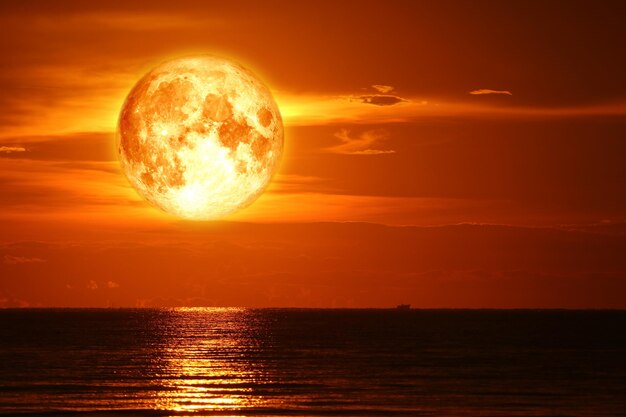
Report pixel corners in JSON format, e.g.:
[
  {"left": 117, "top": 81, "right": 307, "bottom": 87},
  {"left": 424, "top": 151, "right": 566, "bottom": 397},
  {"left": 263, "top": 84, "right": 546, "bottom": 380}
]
[{"left": 116, "top": 56, "right": 283, "bottom": 220}]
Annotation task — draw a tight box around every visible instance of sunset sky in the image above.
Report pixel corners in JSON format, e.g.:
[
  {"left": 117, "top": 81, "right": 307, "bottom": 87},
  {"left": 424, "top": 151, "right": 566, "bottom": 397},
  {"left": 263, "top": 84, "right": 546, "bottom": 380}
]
[{"left": 1, "top": 0, "right": 625, "bottom": 308}]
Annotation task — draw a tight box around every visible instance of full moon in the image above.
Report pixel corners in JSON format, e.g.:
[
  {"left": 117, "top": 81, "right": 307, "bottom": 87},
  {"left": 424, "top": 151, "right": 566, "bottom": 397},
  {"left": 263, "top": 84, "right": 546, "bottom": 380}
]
[{"left": 116, "top": 56, "right": 283, "bottom": 220}]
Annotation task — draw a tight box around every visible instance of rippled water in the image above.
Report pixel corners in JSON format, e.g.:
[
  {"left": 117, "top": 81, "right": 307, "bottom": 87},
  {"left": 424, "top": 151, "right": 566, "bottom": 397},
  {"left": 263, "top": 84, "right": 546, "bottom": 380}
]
[{"left": 0, "top": 309, "right": 625, "bottom": 416}]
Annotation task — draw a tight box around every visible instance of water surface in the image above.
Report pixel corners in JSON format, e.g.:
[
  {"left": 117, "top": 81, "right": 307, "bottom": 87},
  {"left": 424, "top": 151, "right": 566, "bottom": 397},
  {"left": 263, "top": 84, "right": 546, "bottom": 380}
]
[{"left": 1, "top": 309, "right": 625, "bottom": 416}]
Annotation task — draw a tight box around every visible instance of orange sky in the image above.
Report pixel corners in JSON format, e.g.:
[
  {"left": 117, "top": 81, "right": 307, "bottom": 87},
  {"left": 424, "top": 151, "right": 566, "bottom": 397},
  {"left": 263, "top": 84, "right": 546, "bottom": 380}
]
[{"left": 1, "top": 0, "right": 626, "bottom": 308}]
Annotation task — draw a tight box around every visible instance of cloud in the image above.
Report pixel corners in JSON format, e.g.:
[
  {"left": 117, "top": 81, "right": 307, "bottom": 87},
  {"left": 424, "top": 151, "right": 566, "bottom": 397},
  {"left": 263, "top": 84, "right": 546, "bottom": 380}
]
[
  {"left": 0, "top": 157, "right": 144, "bottom": 219},
  {"left": 349, "top": 148, "right": 396, "bottom": 155},
  {"left": 0, "top": 132, "right": 114, "bottom": 161},
  {"left": 0, "top": 295, "right": 31, "bottom": 308},
  {"left": 0, "top": 146, "right": 27, "bottom": 153},
  {"left": 267, "top": 174, "right": 333, "bottom": 194},
  {"left": 3, "top": 255, "right": 46, "bottom": 264},
  {"left": 107, "top": 280, "right": 120, "bottom": 289},
  {"left": 279, "top": 92, "right": 626, "bottom": 126},
  {"left": 327, "top": 129, "right": 396, "bottom": 155},
  {"left": 372, "top": 85, "right": 395, "bottom": 94},
  {"left": 359, "top": 95, "right": 408, "bottom": 106},
  {"left": 0, "top": 9, "right": 224, "bottom": 139},
  {"left": 470, "top": 89, "right": 513, "bottom": 96},
  {"left": 1, "top": 223, "right": 625, "bottom": 308},
  {"left": 87, "top": 280, "right": 98, "bottom": 290}
]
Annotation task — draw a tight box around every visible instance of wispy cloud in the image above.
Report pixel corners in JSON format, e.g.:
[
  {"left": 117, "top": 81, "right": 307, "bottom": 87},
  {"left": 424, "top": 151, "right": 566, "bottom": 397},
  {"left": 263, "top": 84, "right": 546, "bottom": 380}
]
[
  {"left": 0, "top": 146, "right": 27, "bottom": 153},
  {"left": 0, "top": 158, "right": 144, "bottom": 217},
  {"left": 267, "top": 174, "right": 333, "bottom": 194},
  {"left": 3, "top": 255, "right": 45, "bottom": 264},
  {"left": 359, "top": 95, "right": 408, "bottom": 106},
  {"left": 469, "top": 89, "right": 513, "bottom": 96},
  {"left": 327, "top": 129, "right": 395, "bottom": 155},
  {"left": 0, "top": 11, "right": 223, "bottom": 33},
  {"left": 278, "top": 92, "right": 626, "bottom": 126},
  {"left": 3, "top": 224, "right": 625, "bottom": 308},
  {"left": 372, "top": 85, "right": 395, "bottom": 94}
]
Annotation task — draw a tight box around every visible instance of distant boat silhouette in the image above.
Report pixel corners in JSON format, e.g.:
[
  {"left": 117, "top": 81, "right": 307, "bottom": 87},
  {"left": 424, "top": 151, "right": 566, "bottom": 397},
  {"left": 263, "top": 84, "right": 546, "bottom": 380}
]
[{"left": 396, "top": 304, "right": 411, "bottom": 310}]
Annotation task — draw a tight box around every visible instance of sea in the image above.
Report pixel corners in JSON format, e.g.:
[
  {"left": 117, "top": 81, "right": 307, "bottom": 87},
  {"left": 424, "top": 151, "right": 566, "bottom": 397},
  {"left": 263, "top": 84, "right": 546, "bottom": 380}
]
[{"left": 0, "top": 309, "right": 625, "bottom": 416}]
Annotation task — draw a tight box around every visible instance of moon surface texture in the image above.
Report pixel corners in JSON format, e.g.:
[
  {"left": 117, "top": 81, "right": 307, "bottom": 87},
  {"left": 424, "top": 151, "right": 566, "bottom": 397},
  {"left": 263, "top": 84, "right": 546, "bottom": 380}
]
[{"left": 117, "top": 56, "right": 283, "bottom": 220}]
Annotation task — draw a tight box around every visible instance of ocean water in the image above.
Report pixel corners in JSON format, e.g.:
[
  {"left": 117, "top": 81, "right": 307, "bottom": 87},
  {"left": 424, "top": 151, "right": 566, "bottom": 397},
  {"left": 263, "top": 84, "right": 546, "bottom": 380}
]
[{"left": 0, "top": 309, "right": 625, "bottom": 416}]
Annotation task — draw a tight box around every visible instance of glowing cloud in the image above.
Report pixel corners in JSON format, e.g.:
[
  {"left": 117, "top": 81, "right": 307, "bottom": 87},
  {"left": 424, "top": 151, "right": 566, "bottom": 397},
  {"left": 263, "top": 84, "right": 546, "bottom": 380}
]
[
  {"left": 469, "top": 89, "right": 513, "bottom": 96},
  {"left": 3, "top": 255, "right": 45, "bottom": 264},
  {"left": 359, "top": 95, "right": 408, "bottom": 106},
  {"left": 372, "top": 85, "right": 395, "bottom": 93},
  {"left": 327, "top": 129, "right": 395, "bottom": 155},
  {"left": 0, "top": 146, "right": 27, "bottom": 153}
]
